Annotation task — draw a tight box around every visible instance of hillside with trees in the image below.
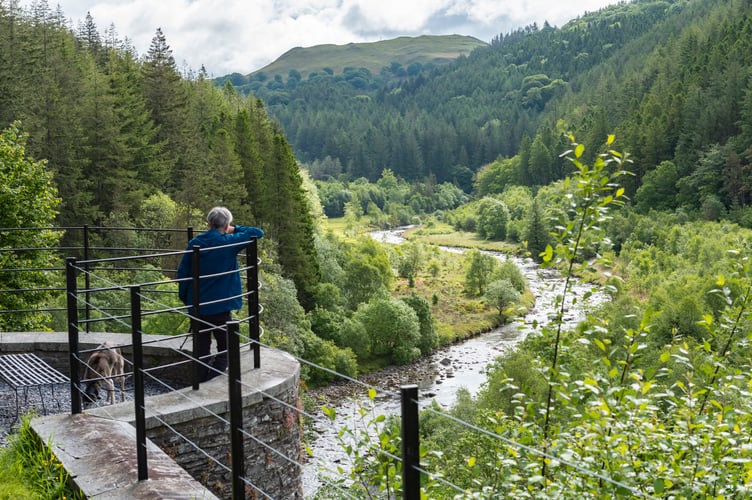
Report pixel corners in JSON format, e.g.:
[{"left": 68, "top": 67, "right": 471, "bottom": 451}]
[
  {"left": 0, "top": 3, "right": 321, "bottom": 305},
  {"left": 239, "top": 0, "right": 752, "bottom": 227}
]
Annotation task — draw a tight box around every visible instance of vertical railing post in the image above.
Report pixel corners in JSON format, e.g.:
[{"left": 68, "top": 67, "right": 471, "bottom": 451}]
[
  {"left": 246, "top": 238, "right": 260, "bottom": 368},
  {"left": 227, "top": 320, "right": 245, "bottom": 500},
  {"left": 401, "top": 384, "right": 420, "bottom": 500},
  {"left": 83, "top": 224, "right": 91, "bottom": 332},
  {"left": 66, "top": 257, "right": 82, "bottom": 415},
  {"left": 191, "top": 245, "right": 201, "bottom": 390},
  {"left": 131, "top": 286, "right": 148, "bottom": 481}
]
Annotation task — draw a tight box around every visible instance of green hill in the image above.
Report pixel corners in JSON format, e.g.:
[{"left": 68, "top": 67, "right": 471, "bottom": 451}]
[{"left": 214, "top": 34, "right": 487, "bottom": 92}]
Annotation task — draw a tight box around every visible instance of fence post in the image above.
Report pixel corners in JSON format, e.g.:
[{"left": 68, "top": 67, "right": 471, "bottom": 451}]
[
  {"left": 401, "top": 384, "right": 420, "bottom": 500},
  {"left": 83, "top": 225, "right": 91, "bottom": 332},
  {"left": 246, "top": 238, "right": 260, "bottom": 368},
  {"left": 191, "top": 245, "right": 201, "bottom": 390},
  {"left": 227, "top": 320, "right": 245, "bottom": 500},
  {"left": 66, "top": 257, "right": 82, "bottom": 415},
  {"left": 130, "top": 286, "right": 148, "bottom": 481}
]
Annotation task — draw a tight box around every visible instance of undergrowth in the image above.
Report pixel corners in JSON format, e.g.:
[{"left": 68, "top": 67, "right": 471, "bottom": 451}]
[{"left": 0, "top": 414, "right": 81, "bottom": 500}]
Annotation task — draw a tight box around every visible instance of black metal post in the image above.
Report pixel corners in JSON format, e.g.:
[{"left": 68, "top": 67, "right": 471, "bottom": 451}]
[
  {"left": 191, "top": 245, "right": 201, "bottom": 390},
  {"left": 227, "top": 320, "right": 245, "bottom": 500},
  {"left": 83, "top": 224, "right": 91, "bottom": 332},
  {"left": 131, "top": 286, "right": 148, "bottom": 481},
  {"left": 246, "top": 238, "right": 260, "bottom": 368},
  {"left": 66, "top": 257, "right": 82, "bottom": 415},
  {"left": 401, "top": 384, "right": 420, "bottom": 500}
]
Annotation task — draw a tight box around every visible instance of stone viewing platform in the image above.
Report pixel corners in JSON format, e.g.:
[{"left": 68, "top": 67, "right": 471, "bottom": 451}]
[{"left": 1, "top": 332, "right": 303, "bottom": 499}]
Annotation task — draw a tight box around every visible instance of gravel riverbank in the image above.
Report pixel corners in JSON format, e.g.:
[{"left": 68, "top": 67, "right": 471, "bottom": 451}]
[{"left": 305, "top": 341, "right": 463, "bottom": 406}]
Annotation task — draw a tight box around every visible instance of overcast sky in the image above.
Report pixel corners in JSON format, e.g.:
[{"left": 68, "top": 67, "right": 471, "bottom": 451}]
[{"left": 19, "top": 0, "right": 618, "bottom": 77}]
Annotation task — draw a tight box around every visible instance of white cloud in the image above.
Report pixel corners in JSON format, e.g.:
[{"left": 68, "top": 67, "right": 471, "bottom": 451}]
[{"left": 18, "top": 0, "right": 617, "bottom": 76}]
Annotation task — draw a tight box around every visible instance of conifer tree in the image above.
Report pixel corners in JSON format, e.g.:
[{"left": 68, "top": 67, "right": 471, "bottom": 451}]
[
  {"left": 141, "top": 28, "right": 191, "bottom": 193},
  {"left": 77, "top": 12, "right": 101, "bottom": 56},
  {"left": 523, "top": 198, "right": 551, "bottom": 261},
  {"left": 234, "top": 108, "right": 264, "bottom": 223},
  {"left": 200, "top": 128, "right": 250, "bottom": 220},
  {"left": 263, "top": 135, "right": 321, "bottom": 309},
  {"left": 24, "top": 4, "right": 95, "bottom": 229}
]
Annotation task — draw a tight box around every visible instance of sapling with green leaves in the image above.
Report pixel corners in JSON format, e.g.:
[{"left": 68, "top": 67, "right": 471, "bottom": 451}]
[{"left": 539, "top": 134, "right": 630, "bottom": 476}]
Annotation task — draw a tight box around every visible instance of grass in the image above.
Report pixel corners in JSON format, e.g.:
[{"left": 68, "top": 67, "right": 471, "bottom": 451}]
[
  {"left": 403, "top": 221, "right": 522, "bottom": 253},
  {"left": 249, "top": 35, "right": 488, "bottom": 82},
  {"left": 0, "top": 415, "right": 81, "bottom": 500}
]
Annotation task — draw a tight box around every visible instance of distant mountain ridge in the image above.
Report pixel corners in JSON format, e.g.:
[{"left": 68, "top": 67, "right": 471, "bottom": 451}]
[{"left": 214, "top": 34, "right": 487, "bottom": 92}]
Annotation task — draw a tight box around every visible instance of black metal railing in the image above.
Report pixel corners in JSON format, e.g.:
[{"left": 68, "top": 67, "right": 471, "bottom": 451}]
[
  {"left": 1, "top": 225, "right": 192, "bottom": 332},
  {"left": 64, "top": 237, "right": 262, "bottom": 499}
]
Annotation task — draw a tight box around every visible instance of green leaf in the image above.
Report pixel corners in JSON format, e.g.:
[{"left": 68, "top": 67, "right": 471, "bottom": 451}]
[
  {"left": 594, "top": 338, "right": 606, "bottom": 352},
  {"left": 322, "top": 406, "right": 336, "bottom": 420},
  {"left": 641, "top": 380, "right": 654, "bottom": 395},
  {"left": 541, "top": 244, "right": 553, "bottom": 263},
  {"left": 575, "top": 143, "right": 585, "bottom": 158},
  {"left": 653, "top": 478, "right": 664, "bottom": 494},
  {"left": 660, "top": 352, "right": 671, "bottom": 363},
  {"left": 368, "top": 387, "right": 377, "bottom": 400}
]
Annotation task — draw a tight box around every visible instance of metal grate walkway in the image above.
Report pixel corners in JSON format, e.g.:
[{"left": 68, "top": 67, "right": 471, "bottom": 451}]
[{"left": 0, "top": 353, "right": 69, "bottom": 420}]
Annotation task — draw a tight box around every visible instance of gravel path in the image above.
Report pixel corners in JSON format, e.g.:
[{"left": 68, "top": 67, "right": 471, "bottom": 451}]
[{"left": 0, "top": 378, "right": 172, "bottom": 447}]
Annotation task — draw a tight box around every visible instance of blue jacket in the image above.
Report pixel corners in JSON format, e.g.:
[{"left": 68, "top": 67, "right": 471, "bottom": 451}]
[{"left": 177, "top": 225, "right": 264, "bottom": 315}]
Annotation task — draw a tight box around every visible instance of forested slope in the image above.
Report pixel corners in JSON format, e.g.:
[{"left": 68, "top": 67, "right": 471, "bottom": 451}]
[
  {"left": 246, "top": 0, "right": 752, "bottom": 224},
  {"left": 0, "top": 4, "right": 319, "bottom": 308}
]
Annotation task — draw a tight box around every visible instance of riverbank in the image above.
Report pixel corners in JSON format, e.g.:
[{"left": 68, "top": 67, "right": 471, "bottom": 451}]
[
  {"left": 304, "top": 224, "right": 532, "bottom": 406},
  {"left": 306, "top": 345, "right": 441, "bottom": 405}
]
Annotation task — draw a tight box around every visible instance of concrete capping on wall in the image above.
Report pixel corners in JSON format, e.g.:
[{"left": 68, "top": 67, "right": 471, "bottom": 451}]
[{"left": 2, "top": 331, "right": 303, "bottom": 499}]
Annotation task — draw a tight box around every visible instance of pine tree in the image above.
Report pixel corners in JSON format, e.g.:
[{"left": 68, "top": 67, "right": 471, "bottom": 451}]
[
  {"left": 23, "top": 4, "right": 95, "bottom": 229},
  {"left": 263, "top": 135, "right": 321, "bottom": 309},
  {"left": 141, "top": 28, "right": 190, "bottom": 194},
  {"left": 523, "top": 198, "right": 551, "bottom": 261},
  {"left": 234, "top": 108, "right": 264, "bottom": 224},
  {"left": 77, "top": 12, "right": 101, "bottom": 56}
]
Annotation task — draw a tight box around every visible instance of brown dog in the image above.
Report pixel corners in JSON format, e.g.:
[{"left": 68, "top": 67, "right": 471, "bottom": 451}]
[{"left": 82, "top": 342, "right": 126, "bottom": 405}]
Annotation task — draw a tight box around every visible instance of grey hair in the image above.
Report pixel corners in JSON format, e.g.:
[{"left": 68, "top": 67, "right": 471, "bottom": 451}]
[{"left": 207, "top": 206, "right": 233, "bottom": 230}]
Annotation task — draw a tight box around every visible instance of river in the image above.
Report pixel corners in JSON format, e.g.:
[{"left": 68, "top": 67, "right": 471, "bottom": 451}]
[{"left": 302, "top": 228, "right": 608, "bottom": 496}]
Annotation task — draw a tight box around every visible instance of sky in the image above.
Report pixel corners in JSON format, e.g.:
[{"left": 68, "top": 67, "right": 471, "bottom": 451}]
[{"left": 19, "top": 0, "right": 618, "bottom": 77}]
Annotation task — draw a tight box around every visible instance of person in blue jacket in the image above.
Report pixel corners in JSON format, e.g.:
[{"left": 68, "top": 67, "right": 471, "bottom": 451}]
[{"left": 177, "top": 206, "right": 264, "bottom": 381}]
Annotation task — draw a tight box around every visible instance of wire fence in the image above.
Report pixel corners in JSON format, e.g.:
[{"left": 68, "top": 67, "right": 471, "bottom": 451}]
[{"left": 0, "top": 226, "right": 655, "bottom": 499}]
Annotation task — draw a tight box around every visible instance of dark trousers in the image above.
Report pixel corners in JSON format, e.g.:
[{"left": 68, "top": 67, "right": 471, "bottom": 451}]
[{"left": 196, "top": 311, "right": 231, "bottom": 381}]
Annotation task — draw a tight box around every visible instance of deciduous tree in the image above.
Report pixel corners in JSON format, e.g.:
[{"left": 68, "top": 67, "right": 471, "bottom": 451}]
[{"left": 0, "top": 122, "right": 61, "bottom": 330}]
